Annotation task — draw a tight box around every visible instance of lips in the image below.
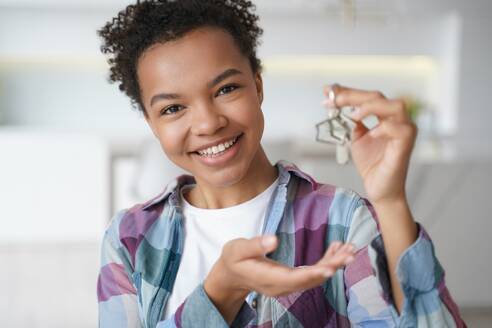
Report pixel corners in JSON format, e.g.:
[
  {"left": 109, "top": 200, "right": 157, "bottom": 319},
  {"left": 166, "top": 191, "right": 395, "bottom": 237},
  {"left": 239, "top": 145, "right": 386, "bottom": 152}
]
[
  {"left": 191, "top": 133, "right": 243, "bottom": 167},
  {"left": 191, "top": 133, "right": 243, "bottom": 155}
]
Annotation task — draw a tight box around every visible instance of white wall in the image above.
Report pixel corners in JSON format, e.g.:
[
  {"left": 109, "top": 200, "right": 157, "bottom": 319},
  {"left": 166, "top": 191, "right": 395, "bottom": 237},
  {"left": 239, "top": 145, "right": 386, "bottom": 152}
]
[
  {"left": 0, "top": 129, "right": 109, "bottom": 242},
  {"left": 454, "top": 14, "right": 492, "bottom": 158},
  {"left": 398, "top": 0, "right": 492, "bottom": 158}
]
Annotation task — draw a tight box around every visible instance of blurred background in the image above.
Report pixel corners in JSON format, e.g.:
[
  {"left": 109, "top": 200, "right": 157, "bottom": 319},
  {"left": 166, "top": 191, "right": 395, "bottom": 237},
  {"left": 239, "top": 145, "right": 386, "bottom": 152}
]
[{"left": 1, "top": 0, "right": 491, "bottom": 326}]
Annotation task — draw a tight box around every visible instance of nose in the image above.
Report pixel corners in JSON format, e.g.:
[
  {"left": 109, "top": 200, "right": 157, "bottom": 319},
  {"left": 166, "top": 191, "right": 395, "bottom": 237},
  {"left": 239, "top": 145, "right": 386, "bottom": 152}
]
[{"left": 190, "top": 101, "right": 227, "bottom": 136}]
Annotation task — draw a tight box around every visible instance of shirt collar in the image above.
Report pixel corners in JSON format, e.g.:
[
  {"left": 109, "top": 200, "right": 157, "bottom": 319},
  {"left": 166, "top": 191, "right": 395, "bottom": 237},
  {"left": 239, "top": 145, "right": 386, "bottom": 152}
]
[{"left": 141, "top": 160, "right": 317, "bottom": 211}]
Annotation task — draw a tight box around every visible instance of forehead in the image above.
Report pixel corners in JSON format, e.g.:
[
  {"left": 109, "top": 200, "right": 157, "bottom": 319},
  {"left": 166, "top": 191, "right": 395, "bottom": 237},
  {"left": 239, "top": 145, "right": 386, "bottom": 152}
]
[{"left": 137, "top": 27, "right": 249, "bottom": 93}]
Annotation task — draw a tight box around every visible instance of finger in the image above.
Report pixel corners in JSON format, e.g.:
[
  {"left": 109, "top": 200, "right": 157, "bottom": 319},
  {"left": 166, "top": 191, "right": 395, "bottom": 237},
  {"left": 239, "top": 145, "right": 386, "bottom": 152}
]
[
  {"left": 284, "top": 265, "right": 335, "bottom": 289},
  {"left": 316, "top": 243, "right": 355, "bottom": 272},
  {"left": 242, "top": 248, "right": 356, "bottom": 296},
  {"left": 237, "top": 243, "right": 355, "bottom": 293},
  {"left": 325, "top": 242, "right": 354, "bottom": 258},
  {"left": 240, "top": 257, "right": 332, "bottom": 295},
  {"left": 277, "top": 248, "right": 356, "bottom": 292},
  {"left": 326, "top": 241, "right": 343, "bottom": 257},
  {"left": 369, "top": 120, "right": 418, "bottom": 141},
  {"left": 266, "top": 264, "right": 334, "bottom": 294},
  {"left": 334, "top": 244, "right": 356, "bottom": 265},
  {"left": 351, "top": 121, "right": 369, "bottom": 142},
  {"left": 323, "top": 84, "right": 385, "bottom": 108},
  {"left": 351, "top": 98, "right": 410, "bottom": 123},
  {"left": 225, "top": 235, "right": 278, "bottom": 261},
  {"left": 324, "top": 243, "right": 355, "bottom": 266}
]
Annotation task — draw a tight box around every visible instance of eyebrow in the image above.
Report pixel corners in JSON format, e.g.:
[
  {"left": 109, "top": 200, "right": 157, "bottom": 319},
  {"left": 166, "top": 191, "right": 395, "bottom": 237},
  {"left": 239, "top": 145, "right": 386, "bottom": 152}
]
[{"left": 149, "top": 68, "right": 243, "bottom": 107}]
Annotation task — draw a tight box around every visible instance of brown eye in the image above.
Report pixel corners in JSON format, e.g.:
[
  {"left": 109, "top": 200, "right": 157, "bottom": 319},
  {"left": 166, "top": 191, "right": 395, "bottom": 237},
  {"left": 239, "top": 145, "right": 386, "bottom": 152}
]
[
  {"left": 161, "top": 105, "right": 184, "bottom": 116},
  {"left": 216, "top": 84, "right": 239, "bottom": 96}
]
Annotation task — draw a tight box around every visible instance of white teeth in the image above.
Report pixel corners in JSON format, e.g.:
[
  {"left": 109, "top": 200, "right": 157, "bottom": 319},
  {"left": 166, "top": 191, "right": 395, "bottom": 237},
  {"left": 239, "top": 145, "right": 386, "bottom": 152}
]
[{"left": 197, "top": 136, "right": 239, "bottom": 157}]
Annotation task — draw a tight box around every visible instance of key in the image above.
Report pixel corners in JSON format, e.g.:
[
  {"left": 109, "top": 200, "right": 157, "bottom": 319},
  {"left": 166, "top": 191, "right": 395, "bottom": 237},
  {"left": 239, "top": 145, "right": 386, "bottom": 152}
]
[
  {"left": 336, "top": 143, "right": 350, "bottom": 165},
  {"left": 315, "top": 106, "right": 356, "bottom": 165},
  {"left": 316, "top": 116, "right": 348, "bottom": 145}
]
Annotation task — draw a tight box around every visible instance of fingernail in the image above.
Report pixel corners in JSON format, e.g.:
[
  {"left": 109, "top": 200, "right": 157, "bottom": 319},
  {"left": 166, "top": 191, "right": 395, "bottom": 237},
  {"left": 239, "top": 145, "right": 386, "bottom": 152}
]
[
  {"left": 350, "top": 107, "right": 360, "bottom": 119},
  {"left": 324, "top": 85, "right": 337, "bottom": 108},
  {"left": 324, "top": 97, "right": 335, "bottom": 108},
  {"left": 261, "top": 235, "right": 277, "bottom": 248}
]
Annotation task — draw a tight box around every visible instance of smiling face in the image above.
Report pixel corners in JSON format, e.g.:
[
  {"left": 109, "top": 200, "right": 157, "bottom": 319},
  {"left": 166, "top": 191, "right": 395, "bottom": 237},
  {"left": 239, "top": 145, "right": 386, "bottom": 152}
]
[{"left": 138, "top": 26, "right": 267, "bottom": 189}]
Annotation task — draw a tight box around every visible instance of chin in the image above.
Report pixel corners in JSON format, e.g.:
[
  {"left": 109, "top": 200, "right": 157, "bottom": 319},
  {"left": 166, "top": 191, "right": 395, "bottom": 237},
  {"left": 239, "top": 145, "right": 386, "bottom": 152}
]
[{"left": 197, "top": 162, "right": 249, "bottom": 188}]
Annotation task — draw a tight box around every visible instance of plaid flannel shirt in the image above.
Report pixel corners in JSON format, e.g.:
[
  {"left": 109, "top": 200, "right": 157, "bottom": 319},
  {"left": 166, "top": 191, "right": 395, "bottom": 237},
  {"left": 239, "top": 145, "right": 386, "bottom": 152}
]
[{"left": 98, "top": 161, "right": 465, "bottom": 327}]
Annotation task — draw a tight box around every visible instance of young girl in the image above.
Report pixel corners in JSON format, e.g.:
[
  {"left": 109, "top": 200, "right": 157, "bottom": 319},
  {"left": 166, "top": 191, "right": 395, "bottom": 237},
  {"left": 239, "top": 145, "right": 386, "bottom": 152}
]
[{"left": 97, "top": 1, "right": 465, "bottom": 327}]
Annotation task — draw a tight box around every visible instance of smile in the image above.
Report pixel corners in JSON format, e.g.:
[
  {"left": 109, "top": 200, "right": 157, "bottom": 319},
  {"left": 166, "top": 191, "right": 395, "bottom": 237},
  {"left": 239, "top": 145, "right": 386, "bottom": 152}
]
[
  {"left": 196, "top": 134, "right": 242, "bottom": 157},
  {"left": 192, "top": 133, "right": 243, "bottom": 167}
]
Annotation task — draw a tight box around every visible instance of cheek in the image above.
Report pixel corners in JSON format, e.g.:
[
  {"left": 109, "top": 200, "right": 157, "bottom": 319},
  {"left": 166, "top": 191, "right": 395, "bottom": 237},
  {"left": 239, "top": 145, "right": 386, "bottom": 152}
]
[
  {"left": 155, "top": 122, "right": 187, "bottom": 158},
  {"left": 244, "top": 102, "right": 264, "bottom": 136},
  {"left": 234, "top": 92, "right": 264, "bottom": 132}
]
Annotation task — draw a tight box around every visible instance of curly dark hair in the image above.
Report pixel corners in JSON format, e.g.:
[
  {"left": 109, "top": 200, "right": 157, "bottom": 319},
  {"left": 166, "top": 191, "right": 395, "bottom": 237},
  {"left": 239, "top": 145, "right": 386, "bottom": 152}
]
[{"left": 98, "top": 0, "right": 263, "bottom": 115}]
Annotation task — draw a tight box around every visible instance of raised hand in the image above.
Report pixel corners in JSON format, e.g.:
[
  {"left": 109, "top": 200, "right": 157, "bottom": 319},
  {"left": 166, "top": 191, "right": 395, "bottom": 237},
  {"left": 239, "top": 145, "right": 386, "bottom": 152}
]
[
  {"left": 204, "top": 235, "right": 355, "bottom": 323},
  {"left": 323, "top": 84, "right": 417, "bottom": 204},
  {"left": 322, "top": 84, "right": 419, "bottom": 312}
]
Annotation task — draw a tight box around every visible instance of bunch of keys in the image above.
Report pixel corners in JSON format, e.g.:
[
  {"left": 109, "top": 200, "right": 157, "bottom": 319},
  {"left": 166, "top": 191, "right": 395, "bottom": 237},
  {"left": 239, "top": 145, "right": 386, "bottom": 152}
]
[{"left": 315, "top": 85, "right": 357, "bottom": 165}]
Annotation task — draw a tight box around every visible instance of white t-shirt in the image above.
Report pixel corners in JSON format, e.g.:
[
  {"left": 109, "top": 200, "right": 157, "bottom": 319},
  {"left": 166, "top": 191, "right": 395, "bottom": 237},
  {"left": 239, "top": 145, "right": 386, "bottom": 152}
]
[{"left": 163, "top": 177, "right": 279, "bottom": 319}]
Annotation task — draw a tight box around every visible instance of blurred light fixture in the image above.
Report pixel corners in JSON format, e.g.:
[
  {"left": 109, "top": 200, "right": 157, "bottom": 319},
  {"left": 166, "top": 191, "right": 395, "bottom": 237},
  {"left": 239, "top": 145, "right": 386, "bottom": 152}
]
[
  {"left": 341, "top": 0, "right": 356, "bottom": 26},
  {"left": 262, "top": 55, "right": 438, "bottom": 76},
  {"left": 257, "top": 0, "right": 405, "bottom": 22},
  {"left": 0, "top": 56, "right": 107, "bottom": 71}
]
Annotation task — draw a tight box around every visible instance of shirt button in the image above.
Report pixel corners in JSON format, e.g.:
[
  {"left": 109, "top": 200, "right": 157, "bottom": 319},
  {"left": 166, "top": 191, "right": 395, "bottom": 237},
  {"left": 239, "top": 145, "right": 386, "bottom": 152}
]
[{"left": 251, "top": 298, "right": 258, "bottom": 309}]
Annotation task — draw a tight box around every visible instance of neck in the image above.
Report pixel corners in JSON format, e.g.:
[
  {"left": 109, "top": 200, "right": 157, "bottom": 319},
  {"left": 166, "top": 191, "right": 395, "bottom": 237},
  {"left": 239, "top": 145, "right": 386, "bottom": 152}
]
[{"left": 186, "top": 146, "right": 278, "bottom": 209}]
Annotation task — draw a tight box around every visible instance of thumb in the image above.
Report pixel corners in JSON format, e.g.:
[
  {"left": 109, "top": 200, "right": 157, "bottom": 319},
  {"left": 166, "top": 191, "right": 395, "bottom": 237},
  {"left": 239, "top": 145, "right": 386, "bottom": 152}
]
[
  {"left": 259, "top": 235, "right": 278, "bottom": 253},
  {"left": 231, "top": 235, "right": 278, "bottom": 260}
]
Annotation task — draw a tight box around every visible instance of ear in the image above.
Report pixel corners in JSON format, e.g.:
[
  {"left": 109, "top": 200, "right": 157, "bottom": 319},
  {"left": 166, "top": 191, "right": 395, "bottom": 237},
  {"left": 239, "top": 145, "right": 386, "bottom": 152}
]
[{"left": 254, "top": 72, "right": 264, "bottom": 105}]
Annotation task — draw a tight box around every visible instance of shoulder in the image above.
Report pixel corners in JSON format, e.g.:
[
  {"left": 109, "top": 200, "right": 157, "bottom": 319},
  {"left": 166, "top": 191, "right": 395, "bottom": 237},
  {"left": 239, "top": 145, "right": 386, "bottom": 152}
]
[
  {"left": 102, "top": 187, "right": 172, "bottom": 264},
  {"left": 104, "top": 172, "right": 195, "bottom": 239},
  {"left": 107, "top": 193, "right": 168, "bottom": 235}
]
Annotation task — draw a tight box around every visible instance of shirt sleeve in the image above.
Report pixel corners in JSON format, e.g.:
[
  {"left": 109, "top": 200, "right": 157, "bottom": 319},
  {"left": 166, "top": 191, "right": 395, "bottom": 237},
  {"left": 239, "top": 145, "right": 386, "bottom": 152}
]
[
  {"left": 97, "top": 210, "right": 255, "bottom": 328},
  {"left": 97, "top": 210, "right": 142, "bottom": 328},
  {"left": 160, "top": 284, "right": 255, "bottom": 328},
  {"left": 343, "top": 195, "right": 466, "bottom": 327}
]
